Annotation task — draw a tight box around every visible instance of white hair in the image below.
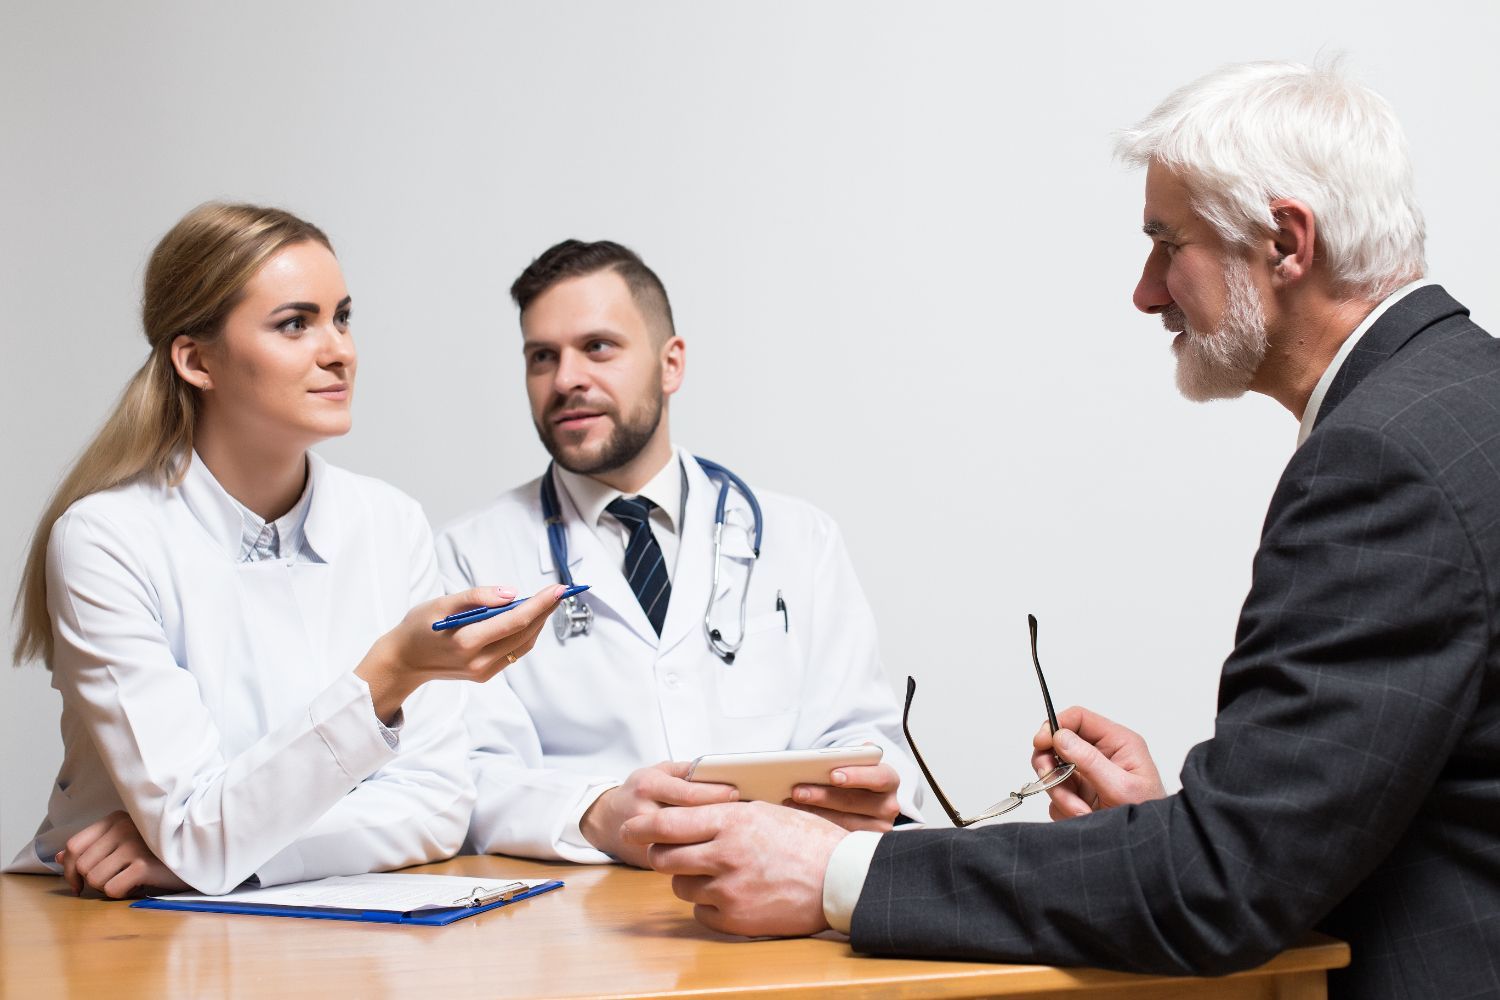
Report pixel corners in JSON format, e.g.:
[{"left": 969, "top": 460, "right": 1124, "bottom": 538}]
[{"left": 1115, "top": 60, "right": 1426, "bottom": 300}]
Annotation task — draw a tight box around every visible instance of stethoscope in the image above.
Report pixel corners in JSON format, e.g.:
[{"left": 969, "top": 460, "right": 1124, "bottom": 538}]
[{"left": 539, "top": 458, "right": 765, "bottom": 663}]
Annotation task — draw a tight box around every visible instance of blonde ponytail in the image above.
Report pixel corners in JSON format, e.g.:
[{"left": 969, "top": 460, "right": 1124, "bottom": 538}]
[{"left": 13, "top": 203, "right": 331, "bottom": 667}]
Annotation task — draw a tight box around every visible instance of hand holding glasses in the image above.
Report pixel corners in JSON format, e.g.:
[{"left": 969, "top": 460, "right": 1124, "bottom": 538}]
[{"left": 903, "top": 614, "right": 1076, "bottom": 827}]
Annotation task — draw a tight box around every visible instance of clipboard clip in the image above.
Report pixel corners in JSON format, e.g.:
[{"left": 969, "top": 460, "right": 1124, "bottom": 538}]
[{"left": 452, "top": 881, "right": 530, "bottom": 908}]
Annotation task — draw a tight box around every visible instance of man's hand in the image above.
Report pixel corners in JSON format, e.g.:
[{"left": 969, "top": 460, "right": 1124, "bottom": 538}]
[
  {"left": 789, "top": 759, "right": 901, "bottom": 832},
  {"left": 622, "top": 801, "right": 845, "bottom": 937},
  {"left": 1032, "top": 705, "right": 1167, "bottom": 819},
  {"left": 56, "top": 811, "right": 189, "bottom": 899},
  {"left": 580, "top": 761, "right": 738, "bottom": 868}
]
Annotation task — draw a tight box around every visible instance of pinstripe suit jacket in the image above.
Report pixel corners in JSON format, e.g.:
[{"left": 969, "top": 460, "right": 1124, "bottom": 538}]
[{"left": 851, "top": 286, "right": 1500, "bottom": 999}]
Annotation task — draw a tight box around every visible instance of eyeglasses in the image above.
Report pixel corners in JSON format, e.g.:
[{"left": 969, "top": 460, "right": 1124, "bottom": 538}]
[{"left": 903, "top": 614, "right": 1075, "bottom": 827}]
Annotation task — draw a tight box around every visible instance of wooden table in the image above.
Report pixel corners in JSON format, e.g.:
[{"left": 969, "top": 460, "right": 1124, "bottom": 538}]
[{"left": 1, "top": 856, "right": 1348, "bottom": 999}]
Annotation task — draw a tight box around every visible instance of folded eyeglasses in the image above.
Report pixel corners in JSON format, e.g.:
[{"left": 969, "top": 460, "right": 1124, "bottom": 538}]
[{"left": 903, "top": 614, "right": 1075, "bottom": 827}]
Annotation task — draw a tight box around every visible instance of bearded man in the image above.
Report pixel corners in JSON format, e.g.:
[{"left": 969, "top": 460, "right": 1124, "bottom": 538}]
[
  {"left": 620, "top": 62, "right": 1500, "bottom": 1000},
  {"left": 439, "top": 240, "right": 923, "bottom": 868}
]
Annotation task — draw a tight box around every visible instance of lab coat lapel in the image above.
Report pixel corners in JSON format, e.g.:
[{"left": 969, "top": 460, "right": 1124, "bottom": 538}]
[
  {"left": 299, "top": 451, "right": 339, "bottom": 563},
  {"left": 534, "top": 467, "right": 657, "bottom": 644}
]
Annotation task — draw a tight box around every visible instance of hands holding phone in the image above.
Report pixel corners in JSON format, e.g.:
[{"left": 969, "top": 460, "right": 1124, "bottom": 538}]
[
  {"left": 590, "top": 746, "right": 901, "bottom": 870},
  {"left": 691, "top": 745, "right": 901, "bottom": 833},
  {"left": 579, "top": 762, "right": 741, "bottom": 868},
  {"left": 786, "top": 760, "right": 902, "bottom": 833}
]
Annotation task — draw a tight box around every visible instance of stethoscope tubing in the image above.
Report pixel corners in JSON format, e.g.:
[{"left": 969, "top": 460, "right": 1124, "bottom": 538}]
[{"left": 539, "top": 457, "right": 764, "bottom": 661}]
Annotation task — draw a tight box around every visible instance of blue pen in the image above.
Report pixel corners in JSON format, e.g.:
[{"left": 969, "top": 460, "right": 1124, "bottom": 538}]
[{"left": 431, "top": 585, "right": 590, "bottom": 632}]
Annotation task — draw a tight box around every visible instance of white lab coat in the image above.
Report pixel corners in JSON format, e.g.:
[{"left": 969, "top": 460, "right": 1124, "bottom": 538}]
[
  {"left": 6, "top": 451, "right": 474, "bottom": 894},
  {"left": 437, "top": 449, "right": 923, "bottom": 863}
]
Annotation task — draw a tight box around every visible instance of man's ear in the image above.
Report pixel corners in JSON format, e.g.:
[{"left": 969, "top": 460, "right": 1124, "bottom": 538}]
[
  {"left": 170, "top": 335, "right": 213, "bottom": 390},
  {"left": 660, "top": 335, "right": 686, "bottom": 397},
  {"left": 1268, "top": 198, "right": 1317, "bottom": 287}
]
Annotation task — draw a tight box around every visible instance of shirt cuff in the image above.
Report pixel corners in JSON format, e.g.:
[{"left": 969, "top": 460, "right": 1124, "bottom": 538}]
[
  {"left": 376, "top": 707, "right": 404, "bottom": 750},
  {"left": 822, "top": 829, "right": 882, "bottom": 934},
  {"left": 558, "top": 782, "right": 621, "bottom": 855}
]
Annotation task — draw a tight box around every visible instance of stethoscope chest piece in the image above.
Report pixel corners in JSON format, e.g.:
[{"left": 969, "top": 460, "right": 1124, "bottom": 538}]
[{"left": 553, "top": 595, "right": 594, "bottom": 641}]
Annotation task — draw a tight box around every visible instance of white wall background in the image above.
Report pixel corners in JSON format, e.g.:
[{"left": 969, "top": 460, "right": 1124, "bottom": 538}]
[{"left": 4, "top": 1, "right": 1498, "bottom": 862}]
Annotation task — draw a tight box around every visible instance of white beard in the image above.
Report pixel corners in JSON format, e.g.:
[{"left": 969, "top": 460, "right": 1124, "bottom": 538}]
[{"left": 1165, "top": 257, "right": 1268, "bottom": 402}]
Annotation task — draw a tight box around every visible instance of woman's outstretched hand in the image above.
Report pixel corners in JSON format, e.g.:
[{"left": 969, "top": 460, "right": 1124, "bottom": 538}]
[{"left": 357, "top": 585, "right": 565, "bottom": 721}]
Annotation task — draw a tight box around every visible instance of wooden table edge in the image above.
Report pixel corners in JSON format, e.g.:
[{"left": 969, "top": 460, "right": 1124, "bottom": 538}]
[{"left": 555, "top": 933, "right": 1352, "bottom": 999}]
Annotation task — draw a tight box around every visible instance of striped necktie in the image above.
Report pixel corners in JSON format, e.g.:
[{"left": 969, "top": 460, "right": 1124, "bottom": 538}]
[{"left": 606, "top": 495, "right": 671, "bottom": 636}]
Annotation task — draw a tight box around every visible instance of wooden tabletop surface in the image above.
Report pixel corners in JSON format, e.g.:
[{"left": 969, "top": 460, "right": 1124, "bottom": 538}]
[{"left": 1, "top": 854, "right": 1349, "bottom": 999}]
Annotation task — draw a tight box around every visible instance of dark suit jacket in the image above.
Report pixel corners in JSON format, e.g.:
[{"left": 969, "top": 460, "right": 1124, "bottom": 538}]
[{"left": 851, "top": 287, "right": 1500, "bottom": 999}]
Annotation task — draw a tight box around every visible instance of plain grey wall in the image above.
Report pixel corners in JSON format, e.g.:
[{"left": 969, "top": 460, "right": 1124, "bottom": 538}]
[{"left": 4, "top": 1, "right": 1498, "bottom": 862}]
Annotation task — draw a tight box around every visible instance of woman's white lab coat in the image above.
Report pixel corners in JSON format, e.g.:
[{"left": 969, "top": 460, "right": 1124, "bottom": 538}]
[{"left": 6, "top": 451, "right": 474, "bottom": 894}]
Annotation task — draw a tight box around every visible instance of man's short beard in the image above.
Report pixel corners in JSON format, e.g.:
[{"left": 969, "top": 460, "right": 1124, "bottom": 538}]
[
  {"left": 1166, "top": 256, "right": 1268, "bottom": 402},
  {"left": 539, "top": 391, "right": 665, "bottom": 477}
]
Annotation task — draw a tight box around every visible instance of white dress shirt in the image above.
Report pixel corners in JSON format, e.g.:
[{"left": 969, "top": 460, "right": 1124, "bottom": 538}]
[
  {"left": 233, "top": 471, "right": 313, "bottom": 562},
  {"left": 554, "top": 454, "right": 686, "bottom": 580},
  {"left": 438, "top": 446, "right": 924, "bottom": 864},
  {"left": 6, "top": 450, "right": 474, "bottom": 894}
]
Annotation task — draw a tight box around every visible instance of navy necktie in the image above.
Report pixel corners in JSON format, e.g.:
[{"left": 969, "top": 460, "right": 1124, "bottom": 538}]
[{"left": 606, "top": 495, "right": 672, "bottom": 636}]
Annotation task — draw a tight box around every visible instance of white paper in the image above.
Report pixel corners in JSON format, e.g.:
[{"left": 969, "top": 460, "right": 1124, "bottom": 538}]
[{"left": 153, "top": 873, "right": 551, "bottom": 913}]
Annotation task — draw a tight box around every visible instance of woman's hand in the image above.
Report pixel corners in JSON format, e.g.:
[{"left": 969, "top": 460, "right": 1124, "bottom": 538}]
[
  {"left": 57, "top": 811, "right": 189, "bottom": 899},
  {"left": 356, "top": 585, "right": 564, "bottom": 721}
]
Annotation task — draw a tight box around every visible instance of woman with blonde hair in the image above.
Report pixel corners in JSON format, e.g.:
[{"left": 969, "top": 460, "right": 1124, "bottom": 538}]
[{"left": 7, "top": 203, "right": 558, "bottom": 897}]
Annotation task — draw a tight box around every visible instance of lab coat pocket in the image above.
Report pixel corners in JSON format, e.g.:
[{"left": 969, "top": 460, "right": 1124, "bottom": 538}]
[{"left": 714, "top": 610, "right": 799, "bottom": 718}]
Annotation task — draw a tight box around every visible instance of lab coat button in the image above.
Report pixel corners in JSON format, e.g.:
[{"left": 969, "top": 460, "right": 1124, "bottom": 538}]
[{"left": 663, "top": 673, "right": 681, "bottom": 689}]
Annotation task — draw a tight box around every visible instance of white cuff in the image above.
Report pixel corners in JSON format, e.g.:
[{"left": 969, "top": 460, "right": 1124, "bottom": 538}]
[
  {"left": 310, "top": 673, "right": 400, "bottom": 782},
  {"left": 558, "top": 782, "right": 621, "bottom": 855},
  {"left": 822, "top": 829, "right": 882, "bottom": 934}
]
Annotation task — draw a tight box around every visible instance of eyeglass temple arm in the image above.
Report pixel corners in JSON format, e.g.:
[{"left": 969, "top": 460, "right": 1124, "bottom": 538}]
[
  {"left": 901, "top": 676, "right": 967, "bottom": 828},
  {"left": 1029, "top": 614, "right": 1063, "bottom": 736}
]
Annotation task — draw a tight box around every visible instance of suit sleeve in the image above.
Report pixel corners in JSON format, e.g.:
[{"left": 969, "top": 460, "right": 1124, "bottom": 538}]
[
  {"left": 789, "top": 517, "right": 925, "bottom": 821},
  {"left": 851, "top": 423, "right": 1488, "bottom": 974}
]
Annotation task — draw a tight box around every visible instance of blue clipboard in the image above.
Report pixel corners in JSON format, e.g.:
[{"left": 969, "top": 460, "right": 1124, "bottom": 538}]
[{"left": 131, "top": 879, "right": 564, "bottom": 926}]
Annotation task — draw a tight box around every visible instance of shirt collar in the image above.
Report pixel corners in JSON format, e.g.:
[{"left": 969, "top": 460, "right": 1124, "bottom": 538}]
[
  {"left": 1297, "top": 278, "right": 1435, "bottom": 446},
  {"left": 553, "top": 447, "right": 687, "bottom": 536},
  {"left": 234, "top": 469, "right": 314, "bottom": 562},
  {"left": 177, "top": 450, "right": 327, "bottom": 562}
]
